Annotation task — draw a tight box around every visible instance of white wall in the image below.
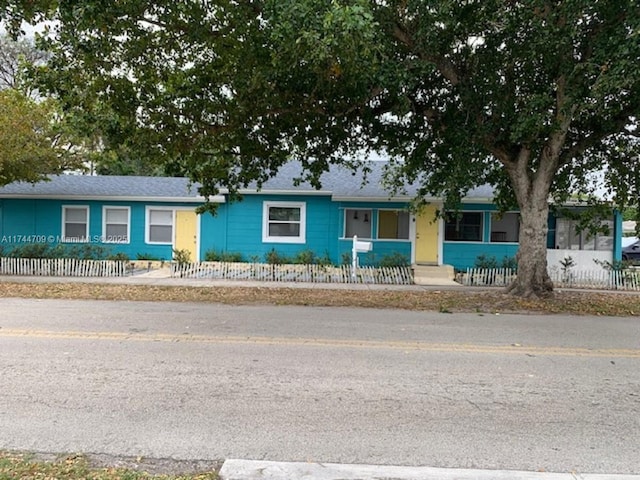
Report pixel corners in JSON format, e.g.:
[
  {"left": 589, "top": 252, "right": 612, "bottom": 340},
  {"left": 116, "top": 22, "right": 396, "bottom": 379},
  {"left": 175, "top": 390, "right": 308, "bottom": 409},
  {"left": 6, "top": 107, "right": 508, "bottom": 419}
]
[{"left": 547, "top": 249, "right": 612, "bottom": 272}]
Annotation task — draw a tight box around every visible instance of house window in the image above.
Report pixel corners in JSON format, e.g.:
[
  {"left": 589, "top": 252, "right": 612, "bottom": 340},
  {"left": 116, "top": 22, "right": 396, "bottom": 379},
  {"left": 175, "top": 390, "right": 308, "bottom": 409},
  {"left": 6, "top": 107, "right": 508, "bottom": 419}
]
[
  {"left": 262, "top": 202, "right": 306, "bottom": 243},
  {"left": 445, "top": 211, "right": 483, "bottom": 241},
  {"left": 555, "top": 218, "right": 614, "bottom": 251},
  {"left": 62, "top": 206, "right": 89, "bottom": 242},
  {"left": 103, "top": 207, "right": 130, "bottom": 243},
  {"left": 345, "top": 208, "right": 372, "bottom": 239},
  {"left": 147, "top": 208, "right": 173, "bottom": 244},
  {"left": 378, "top": 210, "right": 410, "bottom": 240},
  {"left": 490, "top": 212, "right": 519, "bottom": 243}
]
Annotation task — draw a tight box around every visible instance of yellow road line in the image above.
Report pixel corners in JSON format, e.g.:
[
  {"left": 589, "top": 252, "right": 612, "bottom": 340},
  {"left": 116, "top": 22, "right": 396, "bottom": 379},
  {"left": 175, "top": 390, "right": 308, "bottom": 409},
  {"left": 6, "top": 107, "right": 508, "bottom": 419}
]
[{"left": 1, "top": 328, "right": 639, "bottom": 358}]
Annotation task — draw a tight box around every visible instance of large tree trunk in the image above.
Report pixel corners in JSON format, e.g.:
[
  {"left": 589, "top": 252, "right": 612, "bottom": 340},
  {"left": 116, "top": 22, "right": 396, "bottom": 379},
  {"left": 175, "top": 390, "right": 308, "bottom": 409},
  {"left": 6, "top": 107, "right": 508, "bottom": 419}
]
[
  {"left": 503, "top": 147, "right": 558, "bottom": 298},
  {"left": 506, "top": 200, "right": 554, "bottom": 297}
]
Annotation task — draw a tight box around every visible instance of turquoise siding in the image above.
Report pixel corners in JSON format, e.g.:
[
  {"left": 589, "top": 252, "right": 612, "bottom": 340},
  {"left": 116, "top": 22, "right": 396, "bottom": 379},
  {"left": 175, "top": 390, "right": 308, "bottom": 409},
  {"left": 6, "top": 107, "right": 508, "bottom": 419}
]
[
  {"left": 442, "top": 204, "right": 519, "bottom": 270},
  {"left": 200, "top": 194, "right": 338, "bottom": 262},
  {"left": 0, "top": 196, "right": 413, "bottom": 266},
  {"left": 200, "top": 196, "right": 411, "bottom": 265},
  {"left": 443, "top": 205, "right": 623, "bottom": 270},
  {"left": 1, "top": 197, "right": 622, "bottom": 269},
  {"left": 0, "top": 198, "right": 201, "bottom": 261},
  {"left": 613, "top": 210, "right": 623, "bottom": 261},
  {"left": 444, "top": 242, "right": 520, "bottom": 271}
]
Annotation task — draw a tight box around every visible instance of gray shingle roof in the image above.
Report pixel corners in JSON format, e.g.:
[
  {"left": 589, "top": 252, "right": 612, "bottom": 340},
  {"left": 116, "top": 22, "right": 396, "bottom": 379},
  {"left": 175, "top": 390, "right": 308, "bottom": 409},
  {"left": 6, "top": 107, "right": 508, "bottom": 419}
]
[
  {"left": 0, "top": 175, "right": 202, "bottom": 200},
  {"left": 0, "top": 162, "right": 495, "bottom": 202}
]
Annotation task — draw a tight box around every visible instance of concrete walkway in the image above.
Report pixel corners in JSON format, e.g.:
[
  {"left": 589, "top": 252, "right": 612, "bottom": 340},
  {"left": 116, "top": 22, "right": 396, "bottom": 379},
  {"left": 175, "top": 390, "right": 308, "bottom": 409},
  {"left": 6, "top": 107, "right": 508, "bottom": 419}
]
[{"left": 219, "top": 460, "right": 640, "bottom": 480}]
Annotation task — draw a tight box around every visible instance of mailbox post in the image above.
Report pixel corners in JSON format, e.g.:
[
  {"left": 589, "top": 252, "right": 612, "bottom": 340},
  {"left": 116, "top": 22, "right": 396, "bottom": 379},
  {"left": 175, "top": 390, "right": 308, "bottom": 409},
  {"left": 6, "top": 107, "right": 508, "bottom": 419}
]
[{"left": 352, "top": 235, "right": 373, "bottom": 280}]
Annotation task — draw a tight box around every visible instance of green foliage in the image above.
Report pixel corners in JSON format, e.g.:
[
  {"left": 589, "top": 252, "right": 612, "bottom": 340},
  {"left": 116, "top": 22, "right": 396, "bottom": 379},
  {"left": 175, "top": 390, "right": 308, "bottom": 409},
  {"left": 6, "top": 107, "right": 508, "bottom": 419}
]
[
  {"left": 474, "top": 254, "right": 517, "bottom": 270},
  {"left": 292, "top": 249, "right": 316, "bottom": 265},
  {"left": 594, "top": 258, "right": 632, "bottom": 272},
  {"left": 265, "top": 249, "right": 291, "bottom": 265},
  {"left": 4, "top": 0, "right": 639, "bottom": 295},
  {"left": 0, "top": 34, "right": 48, "bottom": 97},
  {"left": 204, "top": 249, "right": 243, "bottom": 262},
  {"left": 1, "top": 243, "right": 119, "bottom": 260},
  {"left": 377, "top": 252, "right": 410, "bottom": 268},
  {"left": 0, "top": 89, "right": 79, "bottom": 186},
  {"left": 172, "top": 248, "right": 191, "bottom": 264},
  {"left": 106, "top": 252, "right": 130, "bottom": 262},
  {"left": 264, "top": 248, "right": 333, "bottom": 265},
  {"left": 474, "top": 254, "right": 499, "bottom": 270},
  {"left": 559, "top": 256, "right": 576, "bottom": 271}
]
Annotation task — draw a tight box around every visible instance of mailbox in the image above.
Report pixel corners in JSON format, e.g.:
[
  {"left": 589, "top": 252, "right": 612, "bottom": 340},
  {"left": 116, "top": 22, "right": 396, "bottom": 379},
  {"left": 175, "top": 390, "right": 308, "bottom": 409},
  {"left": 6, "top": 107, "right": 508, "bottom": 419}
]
[
  {"left": 351, "top": 235, "right": 373, "bottom": 280},
  {"left": 353, "top": 240, "right": 372, "bottom": 252}
]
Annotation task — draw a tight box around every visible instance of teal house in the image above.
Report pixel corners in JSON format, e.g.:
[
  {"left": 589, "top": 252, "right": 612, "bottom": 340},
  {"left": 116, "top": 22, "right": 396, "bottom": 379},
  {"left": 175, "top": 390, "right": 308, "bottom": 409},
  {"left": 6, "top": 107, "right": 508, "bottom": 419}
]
[{"left": 0, "top": 162, "right": 623, "bottom": 273}]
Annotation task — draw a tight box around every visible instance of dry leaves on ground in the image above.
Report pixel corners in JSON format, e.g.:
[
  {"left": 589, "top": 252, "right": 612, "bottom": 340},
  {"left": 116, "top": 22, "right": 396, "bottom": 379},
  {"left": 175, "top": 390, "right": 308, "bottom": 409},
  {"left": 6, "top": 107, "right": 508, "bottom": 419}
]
[{"left": 1, "top": 281, "right": 639, "bottom": 316}]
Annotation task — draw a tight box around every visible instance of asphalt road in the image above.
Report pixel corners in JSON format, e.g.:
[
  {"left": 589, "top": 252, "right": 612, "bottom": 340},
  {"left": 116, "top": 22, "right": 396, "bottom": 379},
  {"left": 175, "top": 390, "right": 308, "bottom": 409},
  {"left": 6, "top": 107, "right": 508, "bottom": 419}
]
[{"left": 0, "top": 298, "right": 639, "bottom": 474}]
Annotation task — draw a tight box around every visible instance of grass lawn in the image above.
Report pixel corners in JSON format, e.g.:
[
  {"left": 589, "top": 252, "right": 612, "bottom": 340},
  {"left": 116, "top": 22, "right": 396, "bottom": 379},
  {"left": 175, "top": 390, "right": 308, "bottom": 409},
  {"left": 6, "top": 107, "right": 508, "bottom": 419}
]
[
  {"left": 0, "top": 451, "right": 219, "bottom": 479},
  {"left": 1, "top": 280, "right": 639, "bottom": 316}
]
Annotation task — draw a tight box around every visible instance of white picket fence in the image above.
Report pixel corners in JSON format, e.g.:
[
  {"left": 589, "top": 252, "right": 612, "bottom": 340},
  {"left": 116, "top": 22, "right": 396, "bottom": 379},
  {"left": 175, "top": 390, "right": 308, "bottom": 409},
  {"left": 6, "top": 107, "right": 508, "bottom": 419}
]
[
  {"left": 0, "top": 257, "right": 129, "bottom": 277},
  {"left": 171, "top": 261, "right": 414, "bottom": 285},
  {"left": 463, "top": 267, "right": 640, "bottom": 291}
]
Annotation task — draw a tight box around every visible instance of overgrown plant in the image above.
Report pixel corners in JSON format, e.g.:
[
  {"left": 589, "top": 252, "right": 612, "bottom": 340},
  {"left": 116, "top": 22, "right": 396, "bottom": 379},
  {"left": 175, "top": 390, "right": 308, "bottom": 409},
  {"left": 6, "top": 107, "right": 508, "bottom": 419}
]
[
  {"left": 559, "top": 256, "right": 576, "bottom": 284},
  {"left": 172, "top": 248, "right": 191, "bottom": 265}
]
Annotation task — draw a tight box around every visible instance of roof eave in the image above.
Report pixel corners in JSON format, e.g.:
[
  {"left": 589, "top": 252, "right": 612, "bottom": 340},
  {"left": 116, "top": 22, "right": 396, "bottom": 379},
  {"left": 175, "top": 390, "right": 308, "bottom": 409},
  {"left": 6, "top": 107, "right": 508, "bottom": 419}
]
[{"left": 237, "top": 189, "right": 332, "bottom": 196}]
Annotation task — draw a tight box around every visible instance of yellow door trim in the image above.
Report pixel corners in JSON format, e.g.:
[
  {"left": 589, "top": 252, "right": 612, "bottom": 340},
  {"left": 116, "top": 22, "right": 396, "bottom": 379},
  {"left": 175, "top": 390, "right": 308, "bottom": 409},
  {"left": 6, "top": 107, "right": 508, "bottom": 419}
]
[
  {"left": 414, "top": 204, "right": 439, "bottom": 264},
  {"left": 174, "top": 210, "right": 199, "bottom": 262}
]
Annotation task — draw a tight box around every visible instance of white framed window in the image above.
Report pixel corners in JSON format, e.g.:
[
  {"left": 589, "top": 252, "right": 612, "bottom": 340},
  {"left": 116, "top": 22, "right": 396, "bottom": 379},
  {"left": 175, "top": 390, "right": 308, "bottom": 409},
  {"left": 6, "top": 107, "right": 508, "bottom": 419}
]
[
  {"left": 344, "top": 208, "right": 372, "bottom": 239},
  {"left": 378, "top": 209, "right": 410, "bottom": 240},
  {"left": 555, "top": 218, "right": 614, "bottom": 251},
  {"left": 62, "top": 206, "right": 89, "bottom": 242},
  {"left": 262, "top": 202, "right": 306, "bottom": 243},
  {"left": 102, "top": 206, "right": 130, "bottom": 243},
  {"left": 146, "top": 208, "right": 174, "bottom": 244},
  {"left": 490, "top": 212, "right": 519, "bottom": 243}
]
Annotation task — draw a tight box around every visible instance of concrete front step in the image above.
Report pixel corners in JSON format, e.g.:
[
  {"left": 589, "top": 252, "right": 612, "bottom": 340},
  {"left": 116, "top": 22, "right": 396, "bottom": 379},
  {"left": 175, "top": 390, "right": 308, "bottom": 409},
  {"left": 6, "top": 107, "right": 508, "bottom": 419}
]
[{"left": 413, "top": 264, "right": 457, "bottom": 286}]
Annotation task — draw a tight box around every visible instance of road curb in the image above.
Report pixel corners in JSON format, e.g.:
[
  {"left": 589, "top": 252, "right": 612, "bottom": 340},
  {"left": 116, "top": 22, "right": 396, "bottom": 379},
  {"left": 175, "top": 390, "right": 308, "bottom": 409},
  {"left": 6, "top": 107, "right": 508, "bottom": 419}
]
[{"left": 218, "top": 459, "right": 640, "bottom": 480}]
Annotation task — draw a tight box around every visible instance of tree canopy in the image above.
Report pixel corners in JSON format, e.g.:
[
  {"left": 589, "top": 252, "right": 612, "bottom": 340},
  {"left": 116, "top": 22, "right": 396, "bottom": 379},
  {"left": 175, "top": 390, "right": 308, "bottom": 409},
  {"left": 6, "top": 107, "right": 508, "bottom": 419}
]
[
  {"left": 0, "top": 88, "right": 70, "bottom": 185},
  {"left": 0, "top": 34, "right": 86, "bottom": 184},
  {"left": 0, "top": 33, "right": 47, "bottom": 97},
  {"left": 2, "top": 0, "right": 639, "bottom": 296}
]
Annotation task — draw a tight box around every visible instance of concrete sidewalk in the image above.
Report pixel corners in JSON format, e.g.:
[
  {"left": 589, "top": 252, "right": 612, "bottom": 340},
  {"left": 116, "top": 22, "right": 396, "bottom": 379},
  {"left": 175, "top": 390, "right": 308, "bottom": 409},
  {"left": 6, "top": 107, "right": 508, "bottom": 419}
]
[{"left": 219, "top": 460, "right": 640, "bottom": 480}]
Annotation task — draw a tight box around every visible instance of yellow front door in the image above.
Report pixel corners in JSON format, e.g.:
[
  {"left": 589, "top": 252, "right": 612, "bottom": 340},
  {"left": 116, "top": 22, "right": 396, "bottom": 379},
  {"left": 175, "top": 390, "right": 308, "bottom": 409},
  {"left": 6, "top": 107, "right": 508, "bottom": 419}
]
[
  {"left": 415, "top": 204, "right": 439, "bottom": 264},
  {"left": 174, "top": 210, "right": 198, "bottom": 262}
]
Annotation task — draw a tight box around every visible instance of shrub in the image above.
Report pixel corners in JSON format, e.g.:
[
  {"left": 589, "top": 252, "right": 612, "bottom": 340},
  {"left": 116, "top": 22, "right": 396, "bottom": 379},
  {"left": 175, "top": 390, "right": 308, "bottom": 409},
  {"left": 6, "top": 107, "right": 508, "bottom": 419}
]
[
  {"left": 500, "top": 256, "right": 518, "bottom": 270},
  {"left": 205, "top": 249, "right": 244, "bottom": 262},
  {"left": 172, "top": 248, "right": 192, "bottom": 264},
  {"left": 2, "top": 243, "right": 115, "bottom": 260},
  {"left": 378, "top": 252, "right": 410, "bottom": 267},
  {"left": 219, "top": 251, "right": 243, "bottom": 262},
  {"left": 265, "top": 248, "right": 292, "bottom": 264},
  {"left": 474, "top": 254, "right": 499, "bottom": 269},
  {"left": 65, "top": 244, "right": 110, "bottom": 260},
  {"left": 293, "top": 249, "right": 316, "bottom": 265},
  {"left": 204, "top": 249, "right": 221, "bottom": 261},
  {"left": 316, "top": 252, "right": 333, "bottom": 266},
  {"left": 107, "top": 252, "right": 130, "bottom": 262},
  {"left": 8, "top": 243, "right": 50, "bottom": 258},
  {"left": 594, "top": 258, "right": 631, "bottom": 272},
  {"left": 136, "top": 252, "right": 162, "bottom": 261}
]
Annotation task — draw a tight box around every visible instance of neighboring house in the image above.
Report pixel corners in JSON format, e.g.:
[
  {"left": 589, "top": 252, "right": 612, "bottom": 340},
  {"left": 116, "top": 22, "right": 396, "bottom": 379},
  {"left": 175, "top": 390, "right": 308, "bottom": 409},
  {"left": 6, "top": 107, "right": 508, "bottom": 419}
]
[{"left": 0, "top": 162, "right": 623, "bottom": 272}]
